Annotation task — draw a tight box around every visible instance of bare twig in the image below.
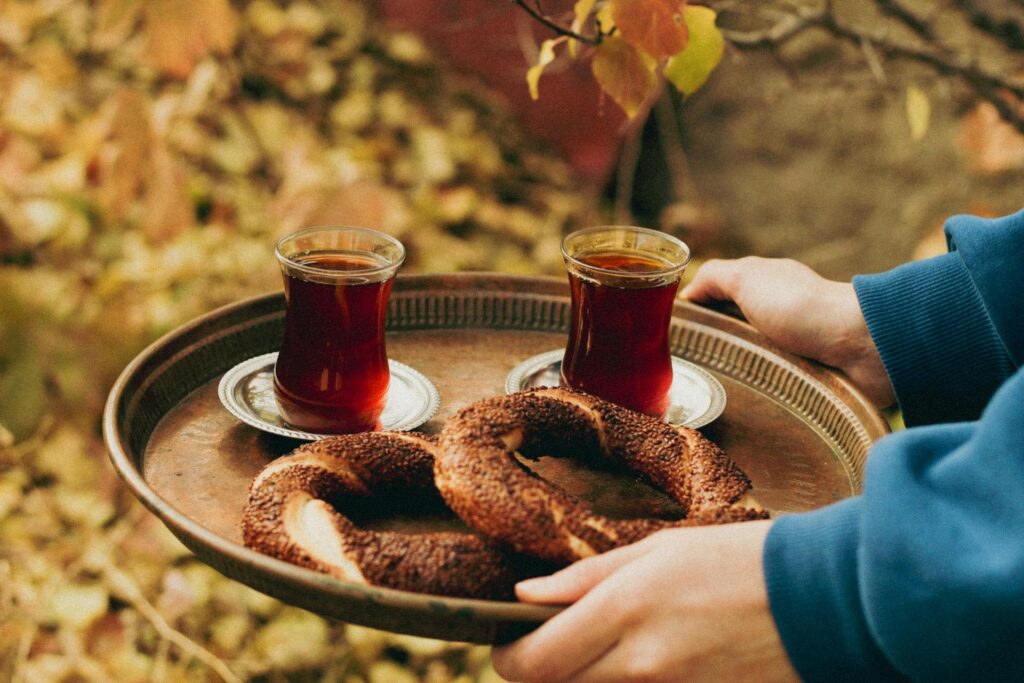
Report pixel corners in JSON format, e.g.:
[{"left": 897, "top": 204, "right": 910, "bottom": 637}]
[
  {"left": 720, "top": 3, "right": 831, "bottom": 48},
  {"left": 860, "top": 37, "right": 889, "bottom": 84},
  {"left": 11, "top": 624, "right": 35, "bottom": 683},
  {"left": 719, "top": 1, "right": 1024, "bottom": 133},
  {"left": 833, "top": 21, "right": 1024, "bottom": 133},
  {"left": 874, "top": 0, "right": 936, "bottom": 41},
  {"left": 952, "top": 0, "right": 1024, "bottom": 50},
  {"left": 509, "top": 0, "right": 601, "bottom": 44},
  {"left": 511, "top": 0, "right": 1024, "bottom": 132},
  {"left": 103, "top": 565, "right": 242, "bottom": 683}
]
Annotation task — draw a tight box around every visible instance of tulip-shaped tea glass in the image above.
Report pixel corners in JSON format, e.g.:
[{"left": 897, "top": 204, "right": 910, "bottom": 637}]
[
  {"left": 561, "top": 226, "right": 691, "bottom": 417},
  {"left": 273, "top": 226, "right": 405, "bottom": 434}
]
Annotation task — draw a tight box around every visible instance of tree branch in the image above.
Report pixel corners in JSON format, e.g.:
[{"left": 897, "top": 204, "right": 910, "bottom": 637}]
[
  {"left": 719, "top": 3, "right": 831, "bottom": 48},
  {"left": 509, "top": 0, "right": 601, "bottom": 45},
  {"left": 510, "top": 0, "right": 1024, "bottom": 133},
  {"left": 874, "top": 0, "right": 935, "bottom": 41},
  {"left": 952, "top": 0, "right": 1024, "bottom": 50},
  {"left": 719, "top": 1, "right": 1024, "bottom": 133}
]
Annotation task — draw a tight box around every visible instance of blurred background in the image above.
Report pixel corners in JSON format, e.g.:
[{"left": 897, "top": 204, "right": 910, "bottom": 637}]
[{"left": 1, "top": 0, "right": 1023, "bottom": 680}]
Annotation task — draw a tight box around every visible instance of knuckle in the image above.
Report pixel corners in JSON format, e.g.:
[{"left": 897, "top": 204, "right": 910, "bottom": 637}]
[
  {"left": 622, "top": 655, "right": 664, "bottom": 683},
  {"left": 621, "top": 641, "right": 673, "bottom": 683}
]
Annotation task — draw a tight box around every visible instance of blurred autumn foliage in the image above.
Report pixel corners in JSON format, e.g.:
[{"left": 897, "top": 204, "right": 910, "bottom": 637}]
[
  {"left": 4, "top": 0, "right": 1024, "bottom": 680},
  {"left": 0, "top": 1, "right": 597, "bottom": 680}
]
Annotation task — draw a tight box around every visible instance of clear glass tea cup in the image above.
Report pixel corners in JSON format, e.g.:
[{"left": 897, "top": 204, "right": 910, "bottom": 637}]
[
  {"left": 273, "top": 226, "right": 405, "bottom": 433},
  {"left": 561, "top": 226, "right": 691, "bottom": 417}
]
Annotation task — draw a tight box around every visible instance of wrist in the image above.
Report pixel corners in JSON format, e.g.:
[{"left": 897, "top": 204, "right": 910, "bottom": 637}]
[{"left": 820, "top": 282, "right": 896, "bottom": 408}]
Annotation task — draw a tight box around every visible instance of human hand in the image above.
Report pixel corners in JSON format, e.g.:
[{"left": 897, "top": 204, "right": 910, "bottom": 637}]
[
  {"left": 681, "top": 257, "right": 896, "bottom": 408},
  {"left": 491, "top": 521, "right": 799, "bottom": 683}
]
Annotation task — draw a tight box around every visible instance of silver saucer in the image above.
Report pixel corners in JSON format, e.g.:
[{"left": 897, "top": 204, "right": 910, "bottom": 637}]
[
  {"left": 218, "top": 353, "right": 440, "bottom": 440},
  {"left": 505, "top": 349, "right": 727, "bottom": 429}
]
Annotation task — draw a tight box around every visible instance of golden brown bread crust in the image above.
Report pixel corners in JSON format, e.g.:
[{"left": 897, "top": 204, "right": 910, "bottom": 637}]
[
  {"left": 436, "top": 387, "right": 767, "bottom": 564},
  {"left": 241, "top": 432, "right": 534, "bottom": 599}
]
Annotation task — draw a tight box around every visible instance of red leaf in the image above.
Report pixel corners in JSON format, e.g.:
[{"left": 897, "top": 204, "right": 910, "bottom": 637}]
[
  {"left": 610, "top": 0, "right": 689, "bottom": 59},
  {"left": 591, "top": 36, "right": 659, "bottom": 118}
]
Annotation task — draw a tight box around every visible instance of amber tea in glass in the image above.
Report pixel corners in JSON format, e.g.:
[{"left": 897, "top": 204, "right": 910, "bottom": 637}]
[
  {"left": 273, "top": 227, "right": 405, "bottom": 434},
  {"left": 561, "top": 226, "right": 691, "bottom": 417}
]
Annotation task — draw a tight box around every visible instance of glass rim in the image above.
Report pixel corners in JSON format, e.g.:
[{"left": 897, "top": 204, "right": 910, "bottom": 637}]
[
  {"left": 274, "top": 226, "right": 406, "bottom": 279},
  {"left": 561, "top": 225, "right": 691, "bottom": 279}
]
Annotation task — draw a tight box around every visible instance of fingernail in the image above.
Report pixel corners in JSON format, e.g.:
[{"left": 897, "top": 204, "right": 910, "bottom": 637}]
[{"left": 516, "top": 576, "right": 550, "bottom": 591}]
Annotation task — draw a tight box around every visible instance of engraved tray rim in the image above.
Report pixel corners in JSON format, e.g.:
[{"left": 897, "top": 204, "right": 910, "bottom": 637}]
[{"left": 103, "top": 272, "right": 889, "bottom": 644}]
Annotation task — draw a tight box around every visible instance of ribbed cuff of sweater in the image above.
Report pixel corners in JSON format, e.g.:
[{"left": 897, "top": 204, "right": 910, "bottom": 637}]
[
  {"left": 853, "top": 252, "right": 1012, "bottom": 426},
  {"left": 764, "top": 499, "right": 903, "bottom": 682}
]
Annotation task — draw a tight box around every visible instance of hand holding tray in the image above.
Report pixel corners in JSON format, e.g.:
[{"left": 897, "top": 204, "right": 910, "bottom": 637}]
[{"left": 104, "top": 273, "right": 887, "bottom": 644}]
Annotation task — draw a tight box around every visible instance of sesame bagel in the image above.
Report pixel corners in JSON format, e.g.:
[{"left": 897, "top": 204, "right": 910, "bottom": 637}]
[
  {"left": 241, "top": 432, "right": 534, "bottom": 599},
  {"left": 436, "top": 388, "right": 766, "bottom": 564}
]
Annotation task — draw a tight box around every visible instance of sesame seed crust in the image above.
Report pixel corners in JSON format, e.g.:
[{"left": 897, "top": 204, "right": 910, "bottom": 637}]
[
  {"left": 241, "top": 432, "right": 533, "bottom": 600},
  {"left": 436, "top": 388, "right": 767, "bottom": 564}
]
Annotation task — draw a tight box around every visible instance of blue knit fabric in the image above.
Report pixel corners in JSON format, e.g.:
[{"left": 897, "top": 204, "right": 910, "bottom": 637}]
[
  {"left": 853, "top": 252, "right": 1013, "bottom": 426},
  {"left": 764, "top": 211, "right": 1024, "bottom": 682},
  {"left": 764, "top": 500, "right": 903, "bottom": 682}
]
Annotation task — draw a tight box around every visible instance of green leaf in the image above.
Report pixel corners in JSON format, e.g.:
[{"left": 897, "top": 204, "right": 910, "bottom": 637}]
[
  {"left": 592, "top": 36, "right": 658, "bottom": 117},
  {"left": 906, "top": 85, "right": 931, "bottom": 141},
  {"left": 527, "top": 37, "right": 566, "bottom": 100},
  {"left": 664, "top": 6, "right": 724, "bottom": 96}
]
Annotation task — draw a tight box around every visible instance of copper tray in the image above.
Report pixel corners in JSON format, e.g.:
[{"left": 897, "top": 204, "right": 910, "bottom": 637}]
[{"left": 104, "top": 273, "right": 888, "bottom": 644}]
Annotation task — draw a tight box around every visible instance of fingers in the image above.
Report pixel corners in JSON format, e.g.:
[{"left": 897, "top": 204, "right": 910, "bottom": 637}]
[
  {"left": 559, "top": 640, "right": 672, "bottom": 683},
  {"left": 494, "top": 539, "right": 663, "bottom": 681},
  {"left": 492, "top": 585, "right": 623, "bottom": 682},
  {"left": 515, "top": 538, "right": 656, "bottom": 604},
  {"left": 679, "top": 259, "right": 744, "bottom": 303}
]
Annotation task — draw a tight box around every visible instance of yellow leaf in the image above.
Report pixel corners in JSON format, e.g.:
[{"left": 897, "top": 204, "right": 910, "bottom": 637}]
[
  {"left": 570, "top": 0, "right": 598, "bottom": 57},
  {"left": 93, "top": 0, "right": 142, "bottom": 51},
  {"left": 527, "top": 37, "right": 566, "bottom": 100},
  {"left": 906, "top": 85, "right": 931, "bottom": 141},
  {"left": 48, "top": 583, "right": 110, "bottom": 630},
  {"left": 596, "top": 4, "right": 616, "bottom": 33},
  {"left": 664, "top": 6, "right": 724, "bottom": 96},
  {"left": 592, "top": 36, "right": 659, "bottom": 117}
]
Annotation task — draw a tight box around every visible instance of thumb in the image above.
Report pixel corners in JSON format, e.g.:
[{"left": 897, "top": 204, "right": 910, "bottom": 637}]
[{"left": 516, "top": 538, "right": 654, "bottom": 604}]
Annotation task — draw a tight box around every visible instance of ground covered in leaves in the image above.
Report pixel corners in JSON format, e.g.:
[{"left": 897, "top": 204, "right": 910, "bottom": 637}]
[{"left": 0, "top": 1, "right": 599, "bottom": 680}]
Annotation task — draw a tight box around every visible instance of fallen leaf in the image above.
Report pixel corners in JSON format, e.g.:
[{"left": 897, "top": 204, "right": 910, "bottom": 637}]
[
  {"left": 92, "top": 0, "right": 141, "bottom": 52},
  {"left": 142, "top": 0, "right": 239, "bottom": 79},
  {"left": 48, "top": 583, "right": 110, "bottom": 630},
  {"left": 906, "top": 85, "right": 930, "bottom": 141},
  {"left": 95, "top": 89, "right": 150, "bottom": 220}
]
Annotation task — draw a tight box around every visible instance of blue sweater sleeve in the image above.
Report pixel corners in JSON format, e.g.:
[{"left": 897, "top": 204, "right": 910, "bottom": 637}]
[
  {"left": 765, "top": 210, "right": 1024, "bottom": 681},
  {"left": 767, "top": 370, "right": 1024, "bottom": 682},
  {"left": 852, "top": 211, "right": 1023, "bottom": 426}
]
